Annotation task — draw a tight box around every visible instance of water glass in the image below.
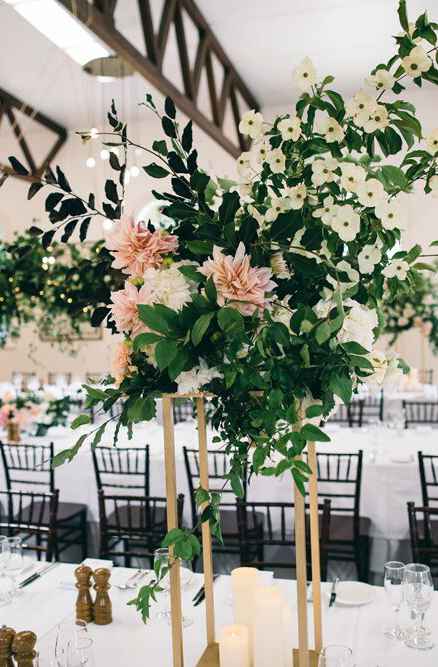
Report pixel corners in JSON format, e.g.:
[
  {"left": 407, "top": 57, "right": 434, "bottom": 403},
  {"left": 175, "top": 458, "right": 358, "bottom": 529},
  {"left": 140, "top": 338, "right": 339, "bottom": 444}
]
[
  {"left": 318, "top": 645, "right": 353, "bottom": 666},
  {"left": 383, "top": 561, "right": 405, "bottom": 639},
  {"left": 404, "top": 563, "right": 434, "bottom": 650},
  {"left": 4, "top": 537, "right": 24, "bottom": 595},
  {"left": 55, "top": 620, "right": 94, "bottom": 666},
  {"left": 153, "top": 548, "right": 193, "bottom": 627}
]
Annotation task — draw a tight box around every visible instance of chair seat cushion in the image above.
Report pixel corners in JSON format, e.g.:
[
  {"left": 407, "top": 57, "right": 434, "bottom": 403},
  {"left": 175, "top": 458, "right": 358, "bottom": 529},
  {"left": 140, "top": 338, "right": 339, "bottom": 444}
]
[
  {"left": 328, "top": 514, "right": 370, "bottom": 544},
  {"left": 20, "top": 501, "right": 86, "bottom": 525},
  {"left": 106, "top": 505, "right": 167, "bottom": 532}
]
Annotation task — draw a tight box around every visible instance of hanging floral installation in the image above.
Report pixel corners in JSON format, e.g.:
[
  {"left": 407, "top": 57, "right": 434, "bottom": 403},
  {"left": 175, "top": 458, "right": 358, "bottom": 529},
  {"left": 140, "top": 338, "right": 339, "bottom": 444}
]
[
  {"left": 2, "top": 0, "right": 438, "bottom": 620},
  {"left": 0, "top": 232, "right": 122, "bottom": 350},
  {"left": 382, "top": 259, "right": 438, "bottom": 349}
]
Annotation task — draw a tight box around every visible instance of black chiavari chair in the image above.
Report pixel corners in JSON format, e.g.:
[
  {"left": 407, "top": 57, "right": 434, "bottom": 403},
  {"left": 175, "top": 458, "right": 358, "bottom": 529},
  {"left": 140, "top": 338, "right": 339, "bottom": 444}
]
[
  {"left": 419, "top": 369, "right": 434, "bottom": 385},
  {"left": 0, "top": 442, "right": 87, "bottom": 560},
  {"left": 173, "top": 399, "right": 194, "bottom": 423},
  {"left": 183, "top": 447, "right": 262, "bottom": 560},
  {"left": 47, "top": 373, "right": 72, "bottom": 386},
  {"left": 98, "top": 492, "right": 184, "bottom": 567},
  {"left": 236, "top": 499, "right": 331, "bottom": 579},
  {"left": 92, "top": 446, "right": 152, "bottom": 566},
  {"left": 309, "top": 451, "right": 370, "bottom": 582},
  {"left": 328, "top": 401, "right": 364, "bottom": 427},
  {"left": 361, "top": 391, "right": 384, "bottom": 423},
  {"left": 407, "top": 502, "right": 438, "bottom": 581},
  {"left": 403, "top": 401, "right": 438, "bottom": 429},
  {"left": 418, "top": 452, "right": 438, "bottom": 507},
  {"left": 0, "top": 490, "right": 59, "bottom": 561}
]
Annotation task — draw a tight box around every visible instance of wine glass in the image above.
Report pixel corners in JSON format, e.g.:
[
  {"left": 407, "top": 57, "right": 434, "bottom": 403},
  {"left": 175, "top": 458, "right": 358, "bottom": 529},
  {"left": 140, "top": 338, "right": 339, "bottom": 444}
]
[
  {"left": 404, "top": 563, "right": 434, "bottom": 650},
  {"left": 153, "top": 548, "right": 193, "bottom": 627},
  {"left": 4, "top": 537, "right": 24, "bottom": 596},
  {"left": 383, "top": 561, "right": 405, "bottom": 639},
  {"left": 0, "top": 537, "right": 14, "bottom": 607},
  {"left": 318, "top": 645, "right": 353, "bottom": 666},
  {"left": 55, "top": 620, "right": 94, "bottom": 666}
]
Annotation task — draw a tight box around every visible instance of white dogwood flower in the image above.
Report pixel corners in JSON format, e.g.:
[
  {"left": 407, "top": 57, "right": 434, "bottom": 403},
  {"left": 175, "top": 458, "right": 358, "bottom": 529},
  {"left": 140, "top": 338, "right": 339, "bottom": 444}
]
[
  {"left": 293, "top": 57, "right": 317, "bottom": 92},
  {"left": 255, "top": 141, "right": 270, "bottom": 163},
  {"left": 265, "top": 196, "right": 290, "bottom": 222},
  {"left": 320, "top": 116, "right": 345, "bottom": 143},
  {"left": 429, "top": 175, "right": 438, "bottom": 198},
  {"left": 311, "top": 157, "right": 338, "bottom": 186},
  {"left": 239, "top": 109, "right": 264, "bottom": 139},
  {"left": 277, "top": 115, "right": 302, "bottom": 142},
  {"left": 362, "top": 105, "right": 389, "bottom": 133},
  {"left": 312, "top": 195, "right": 336, "bottom": 225},
  {"left": 268, "top": 148, "right": 286, "bottom": 174},
  {"left": 340, "top": 163, "right": 366, "bottom": 193},
  {"left": 426, "top": 129, "right": 438, "bottom": 154},
  {"left": 357, "top": 179, "right": 386, "bottom": 207},
  {"left": 286, "top": 184, "right": 307, "bottom": 210},
  {"left": 358, "top": 245, "right": 382, "bottom": 274},
  {"left": 337, "top": 301, "right": 378, "bottom": 351},
  {"left": 346, "top": 90, "right": 376, "bottom": 126},
  {"left": 375, "top": 197, "right": 406, "bottom": 230},
  {"left": 402, "top": 45, "right": 432, "bottom": 77},
  {"left": 331, "top": 204, "right": 361, "bottom": 241},
  {"left": 366, "top": 69, "right": 395, "bottom": 91},
  {"left": 382, "top": 259, "right": 409, "bottom": 280},
  {"left": 236, "top": 151, "right": 251, "bottom": 176}
]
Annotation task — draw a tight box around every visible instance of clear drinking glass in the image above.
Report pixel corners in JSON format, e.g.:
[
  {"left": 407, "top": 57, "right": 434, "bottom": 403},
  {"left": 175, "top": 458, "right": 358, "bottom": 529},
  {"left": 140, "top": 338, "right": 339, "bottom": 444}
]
[
  {"left": 404, "top": 563, "right": 434, "bottom": 650},
  {"left": 153, "top": 547, "right": 193, "bottom": 628},
  {"left": 318, "top": 645, "right": 353, "bottom": 667},
  {"left": 4, "top": 537, "right": 24, "bottom": 596},
  {"left": 0, "top": 536, "right": 14, "bottom": 607},
  {"left": 383, "top": 561, "right": 405, "bottom": 639},
  {"left": 55, "top": 620, "right": 94, "bottom": 667}
]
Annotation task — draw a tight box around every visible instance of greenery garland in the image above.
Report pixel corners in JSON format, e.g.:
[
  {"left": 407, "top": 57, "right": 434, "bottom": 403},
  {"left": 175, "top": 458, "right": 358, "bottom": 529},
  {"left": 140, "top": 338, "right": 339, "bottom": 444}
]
[
  {"left": 2, "top": 0, "right": 438, "bottom": 621},
  {"left": 0, "top": 232, "right": 122, "bottom": 349}
]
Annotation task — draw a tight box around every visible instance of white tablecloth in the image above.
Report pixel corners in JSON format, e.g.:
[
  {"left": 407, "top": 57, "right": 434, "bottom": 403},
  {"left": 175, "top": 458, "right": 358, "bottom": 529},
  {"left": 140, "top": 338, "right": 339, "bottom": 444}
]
[
  {"left": 1, "top": 420, "right": 435, "bottom": 572},
  {"left": 2, "top": 562, "right": 438, "bottom": 666}
]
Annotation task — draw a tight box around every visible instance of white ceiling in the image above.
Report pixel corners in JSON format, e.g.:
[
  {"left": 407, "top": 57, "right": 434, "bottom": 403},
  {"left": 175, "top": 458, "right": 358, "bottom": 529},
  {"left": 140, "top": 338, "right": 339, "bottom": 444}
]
[{"left": 1, "top": 0, "right": 438, "bottom": 133}]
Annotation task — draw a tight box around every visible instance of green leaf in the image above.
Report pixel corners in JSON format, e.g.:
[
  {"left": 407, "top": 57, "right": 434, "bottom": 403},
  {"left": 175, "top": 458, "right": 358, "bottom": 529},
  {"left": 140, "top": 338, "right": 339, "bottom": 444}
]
[
  {"left": 27, "top": 182, "right": 44, "bottom": 200},
  {"left": 127, "top": 396, "right": 155, "bottom": 423},
  {"left": 105, "top": 179, "right": 119, "bottom": 204},
  {"left": 71, "top": 414, "right": 92, "bottom": 429},
  {"left": 205, "top": 277, "right": 217, "bottom": 304},
  {"left": 177, "top": 264, "right": 203, "bottom": 283},
  {"left": 305, "top": 404, "right": 323, "bottom": 419},
  {"left": 164, "top": 97, "right": 176, "bottom": 119},
  {"left": 413, "top": 262, "right": 435, "bottom": 271},
  {"left": 192, "top": 312, "right": 215, "bottom": 346},
  {"left": 405, "top": 243, "right": 422, "bottom": 264},
  {"left": 398, "top": 0, "right": 409, "bottom": 31},
  {"left": 143, "top": 163, "right": 170, "bottom": 178},
  {"left": 168, "top": 347, "right": 191, "bottom": 380},
  {"left": 217, "top": 307, "right": 245, "bottom": 334},
  {"left": 300, "top": 424, "right": 330, "bottom": 442},
  {"left": 9, "top": 156, "right": 29, "bottom": 176},
  {"left": 341, "top": 341, "right": 370, "bottom": 355},
  {"left": 181, "top": 121, "right": 193, "bottom": 153},
  {"left": 380, "top": 165, "right": 409, "bottom": 190},
  {"left": 229, "top": 472, "right": 244, "bottom": 498},
  {"left": 152, "top": 140, "right": 168, "bottom": 156},
  {"left": 162, "top": 116, "right": 176, "bottom": 138},
  {"left": 195, "top": 487, "right": 210, "bottom": 506},
  {"left": 315, "top": 321, "right": 331, "bottom": 344},
  {"left": 45, "top": 192, "right": 63, "bottom": 211},
  {"left": 349, "top": 354, "right": 374, "bottom": 370},
  {"left": 187, "top": 240, "right": 214, "bottom": 255},
  {"left": 133, "top": 332, "right": 163, "bottom": 351},
  {"left": 155, "top": 339, "right": 179, "bottom": 370},
  {"left": 138, "top": 304, "right": 176, "bottom": 335},
  {"left": 329, "top": 373, "right": 353, "bottom": 404},
  {"left": 162, "top": 528, "right": 184, "bottom": 547}
]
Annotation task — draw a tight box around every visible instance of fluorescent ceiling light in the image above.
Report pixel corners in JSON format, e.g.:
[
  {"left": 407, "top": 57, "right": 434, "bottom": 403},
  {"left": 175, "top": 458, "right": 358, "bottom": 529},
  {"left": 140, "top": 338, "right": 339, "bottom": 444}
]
[{"left": 4, "top": 0, "right": 110, "bottom": 66}]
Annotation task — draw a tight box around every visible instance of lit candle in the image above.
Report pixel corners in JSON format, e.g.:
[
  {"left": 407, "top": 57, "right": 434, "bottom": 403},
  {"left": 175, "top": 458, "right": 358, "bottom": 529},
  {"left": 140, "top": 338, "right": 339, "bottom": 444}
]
[
  {"left": 253, "top": 586, "right": 285, "bottom": 667},
  {"left": 219, "top": 625, "right": 250, "bottom": 667}
]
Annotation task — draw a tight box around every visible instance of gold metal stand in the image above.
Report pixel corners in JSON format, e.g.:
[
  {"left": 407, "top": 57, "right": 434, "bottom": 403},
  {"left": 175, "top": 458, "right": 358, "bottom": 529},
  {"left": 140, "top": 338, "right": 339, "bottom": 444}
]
[{"left": 161, "top": 393, "right": 322, "bottom": 667}]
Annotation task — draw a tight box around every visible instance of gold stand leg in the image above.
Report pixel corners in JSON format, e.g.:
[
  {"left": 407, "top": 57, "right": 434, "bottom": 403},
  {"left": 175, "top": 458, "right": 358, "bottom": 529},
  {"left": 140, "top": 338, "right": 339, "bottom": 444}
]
[
  {"left": 307, "top": 442, "right": 322, "bottom": 653},
  {"left": 196, "top": 397, "right": 216, "bottom": 646},
  {"left": 162, "top": 396, "right": 184, "bottom": 667},
  {"left": 294, "top": 457, "right": 309, "bottom": 667}
]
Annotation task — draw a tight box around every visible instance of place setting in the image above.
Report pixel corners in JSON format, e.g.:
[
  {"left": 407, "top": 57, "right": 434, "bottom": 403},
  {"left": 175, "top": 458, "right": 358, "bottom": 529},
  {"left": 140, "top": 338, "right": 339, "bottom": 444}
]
[{"left": 2, "top": 0, "right": 438, "bottom": 665}]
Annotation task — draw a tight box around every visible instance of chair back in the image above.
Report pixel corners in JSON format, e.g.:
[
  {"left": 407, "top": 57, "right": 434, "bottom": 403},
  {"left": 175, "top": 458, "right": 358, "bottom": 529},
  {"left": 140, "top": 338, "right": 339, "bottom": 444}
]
[
  {"left": 92, "top": 446, "right": 150, "bottom": 496},
  {"left": 98, "top": 491, "right": 183, "bottom": 541},
  {"left": 183, "top": 447, "right": 247, "bottom": 528},
  {"left": 419, "top": 369, "right": 434, "bottom": 385},
  {"left": 328, "top": 402, "right": 364, "bottom": 427},
  {"left": 403, "top": 401, "right": 438, "bottom": 428},
  {"left": 309, "top": 451, "right": 363, "bottom": 535},
  {"left": 47, "top": 372, "right": 72, "bottom": 386},
  {"left": 418, "top": 452, "right": 438, "bottom": 507},
  {"left": 361, "top": 391, "right": 384, "bottom": 423},
  {"left": 236, "top": 498, "right": 331, "bottom": 578},
  {"left": 407, "top": 501, "right": 438, "bottom": 578},
  {"left": 0, "top": 442, "right": 54, "bottom": 491},
  {"left": 173, "top": 399, "right": 194, "bottom": 423},
  {"left": 0, "top": 489, "right": 59, "bottom": 557}
]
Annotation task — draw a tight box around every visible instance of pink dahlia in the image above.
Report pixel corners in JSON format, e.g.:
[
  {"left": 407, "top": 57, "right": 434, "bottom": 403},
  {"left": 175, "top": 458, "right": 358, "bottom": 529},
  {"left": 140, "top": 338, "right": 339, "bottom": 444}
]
[
  {"left": 110, "top": 281, "right": 152, "bottom": 336},
  {"left": 199, "top": 242, "right": 276, "bottom": 316},
  {"left": 106, "top": 216, "right": 178, "bottom": 277},
  {"left": 112, "top": 340, "right": 132, "bottom": 386}
]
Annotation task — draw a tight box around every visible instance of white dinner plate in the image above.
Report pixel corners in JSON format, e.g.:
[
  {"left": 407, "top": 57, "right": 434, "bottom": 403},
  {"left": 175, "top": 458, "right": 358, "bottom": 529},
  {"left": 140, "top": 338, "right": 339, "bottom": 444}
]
[
  {"left": 332, "top": 581, "right": 375, "bottom": 606},
  {"left": 390, "top": 455, "right": 414, "bottom": 464}
]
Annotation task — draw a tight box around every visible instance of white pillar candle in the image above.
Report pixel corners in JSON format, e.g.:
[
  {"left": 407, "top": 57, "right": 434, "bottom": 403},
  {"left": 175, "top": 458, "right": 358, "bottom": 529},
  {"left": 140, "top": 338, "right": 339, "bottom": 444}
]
[
  {"left": 282, "top": 603, "right": 295, "bottom": 667},
  {"left": 253, "top": 586, "right": 285, "bottom": 667},
  {"left": 219, "top": 625, "right": 250, "bottom": 667},
  {"left": 231, "top": 567, "right": 258, "bottom": 627}
]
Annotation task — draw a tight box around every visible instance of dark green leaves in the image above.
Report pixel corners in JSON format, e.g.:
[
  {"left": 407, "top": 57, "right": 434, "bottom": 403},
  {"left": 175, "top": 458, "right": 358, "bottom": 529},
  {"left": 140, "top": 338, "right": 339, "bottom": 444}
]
[
  {"left": 329, "top": 373, "right": 353, "bottom": 405},
  {"left": 45, "top": 192, "right": 63, "bottom": 211},
  {"left": 398, "top": 0, "right": 409, "bottom": 32},
  {"left": 300, "top": 424, "right": 331, "bottom": 442},
  {"left": 71, "top": 414, "right": 92, "bottom": 429},
  {"left": 217, "top": 307, "right": 244, "bottom": 334},
  {"left": 162, "top": 116, "right": 176, "bottom": 138},
  {"left": 133, "top": 332, "right": 163, "bottom": 351},
  {"left": 138, "top": 304, "right": 178, "bottom": 335},
  {"left": 27, "top": 182, "right": 44, "bottom": 200},
  {"left": 181, "top": 121, "right": 193, "bottom": 152},
  {"left": 164, "top": 96, "right": 176, "bottom": 119},
  {"left": 8, "top": 156, "right": 29, "bottom": 176},
  {"left": 155, "top": 339, "right": 179, "bottom": 370},
  {"left": 143, "top": 163, "right": 170, "bottom": 178},
  {"left": 105, "top": 179, "right": 119, "bottom": 204},
  {"left": 191, "top": 312, "right": 215, "bottom": 346}
]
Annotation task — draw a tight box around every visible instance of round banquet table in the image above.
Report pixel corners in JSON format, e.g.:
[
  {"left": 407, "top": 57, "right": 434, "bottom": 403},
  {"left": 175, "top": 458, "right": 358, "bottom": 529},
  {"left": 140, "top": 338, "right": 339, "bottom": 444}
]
[{"left": 0, "top": 418, "right": 435, "bottom": 573}]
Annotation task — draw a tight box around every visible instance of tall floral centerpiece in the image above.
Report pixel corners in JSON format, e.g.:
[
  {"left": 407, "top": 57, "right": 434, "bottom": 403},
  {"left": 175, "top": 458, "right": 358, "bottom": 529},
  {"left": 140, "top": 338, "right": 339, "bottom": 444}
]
[{"left": 2, "top": 0, "right": 438, "bottom": 631}]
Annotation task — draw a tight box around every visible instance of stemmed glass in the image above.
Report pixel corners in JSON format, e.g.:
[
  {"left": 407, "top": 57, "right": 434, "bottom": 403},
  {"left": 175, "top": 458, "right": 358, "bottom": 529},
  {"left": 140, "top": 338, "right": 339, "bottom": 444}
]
[
  {"left": 4, "top": 537, "right": 24, "bottom": 596},
  {"left": 153, "top": 548, "right": 193, "bottom": 628},
  {"left": 404, "top": 563, "right": 434, "bottom": 650},
  {"left": 318, "top": 645, "right": 353, "bottom": 666},
  {"left": 383, "top": 561, "right": 405, "bottom": 639}
]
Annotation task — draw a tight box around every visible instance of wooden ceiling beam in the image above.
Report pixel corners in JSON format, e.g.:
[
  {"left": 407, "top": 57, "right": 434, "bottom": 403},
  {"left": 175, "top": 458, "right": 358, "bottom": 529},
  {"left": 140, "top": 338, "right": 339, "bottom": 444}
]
[{"left": 56, "top": 0, "right": 258, "bottom": 158}]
